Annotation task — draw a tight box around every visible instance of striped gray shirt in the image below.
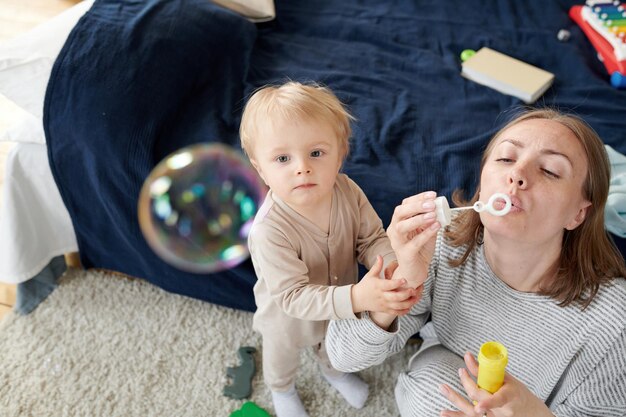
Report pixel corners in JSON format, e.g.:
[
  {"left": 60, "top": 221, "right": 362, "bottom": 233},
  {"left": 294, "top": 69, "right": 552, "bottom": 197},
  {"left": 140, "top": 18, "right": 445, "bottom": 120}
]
[{"left": 326, "top": 232, "right": 626, "bottom": 417}]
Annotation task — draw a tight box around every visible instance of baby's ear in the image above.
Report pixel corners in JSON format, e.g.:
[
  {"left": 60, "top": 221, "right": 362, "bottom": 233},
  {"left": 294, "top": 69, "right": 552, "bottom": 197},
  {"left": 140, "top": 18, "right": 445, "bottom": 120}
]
[
  {"left": 249, "top": 158, "right": 267, "bottom": 183},
  {"left": 565, "top": 200, "right": 591, "bottom": 230}
]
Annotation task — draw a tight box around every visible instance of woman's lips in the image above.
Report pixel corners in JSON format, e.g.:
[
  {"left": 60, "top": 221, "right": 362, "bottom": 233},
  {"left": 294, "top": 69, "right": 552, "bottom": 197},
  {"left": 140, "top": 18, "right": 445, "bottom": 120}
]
[{"left": 493, "top": 195, "right": 522, "bottom": 212}]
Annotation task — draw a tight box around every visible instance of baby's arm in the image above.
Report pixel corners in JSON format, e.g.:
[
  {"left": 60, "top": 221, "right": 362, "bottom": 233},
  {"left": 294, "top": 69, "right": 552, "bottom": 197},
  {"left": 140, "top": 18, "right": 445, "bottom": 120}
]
[
  {"left": 348, "top": 177, "right": 398, "bottom": 280},
  {"left": 346, "top": 179, "right": 423, "bottom": 325},
  {"left": 350, "top": 178, "right": 434, "bottom": 288}
]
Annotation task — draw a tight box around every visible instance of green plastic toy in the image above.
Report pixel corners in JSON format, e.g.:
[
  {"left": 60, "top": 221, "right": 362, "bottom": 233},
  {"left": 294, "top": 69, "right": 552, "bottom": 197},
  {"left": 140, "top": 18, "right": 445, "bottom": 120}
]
[
  {"left": 460, "top": 49, "right": 476, "bottom": 62},
  {"left": 230, "top": 401, "right": 271, "bottom": 417},
  {"left": 224, "top": 346, "right": 257, "bottom": 399}
]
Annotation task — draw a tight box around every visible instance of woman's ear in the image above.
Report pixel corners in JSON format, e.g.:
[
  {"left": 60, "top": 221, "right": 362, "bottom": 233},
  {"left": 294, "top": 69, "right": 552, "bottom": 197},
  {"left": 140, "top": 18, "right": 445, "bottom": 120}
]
[{"left": 565, "top": 200, "right": 591, "bottom": 230}]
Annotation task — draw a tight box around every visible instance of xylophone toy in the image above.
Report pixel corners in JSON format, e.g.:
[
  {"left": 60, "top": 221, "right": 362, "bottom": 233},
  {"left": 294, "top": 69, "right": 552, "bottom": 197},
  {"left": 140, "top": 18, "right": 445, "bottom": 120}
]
[{"left": 570, "top": 0, "right": 626, "bottom": 88}]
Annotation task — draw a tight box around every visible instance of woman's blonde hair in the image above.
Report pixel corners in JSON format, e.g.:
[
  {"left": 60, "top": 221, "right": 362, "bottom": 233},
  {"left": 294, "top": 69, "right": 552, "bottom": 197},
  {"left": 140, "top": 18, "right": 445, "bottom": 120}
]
[
  {"left": 239, "top": 81, "right": 354, "bottom": 159},
  {"left": 447, "top": 108, "right": 626, "bottom": 308}
]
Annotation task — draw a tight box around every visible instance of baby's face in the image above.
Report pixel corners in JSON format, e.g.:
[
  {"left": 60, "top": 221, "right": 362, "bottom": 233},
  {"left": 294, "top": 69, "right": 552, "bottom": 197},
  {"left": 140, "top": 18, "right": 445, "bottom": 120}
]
[{"left": 249, "top": 117, "right": 343, "bottom": 213}]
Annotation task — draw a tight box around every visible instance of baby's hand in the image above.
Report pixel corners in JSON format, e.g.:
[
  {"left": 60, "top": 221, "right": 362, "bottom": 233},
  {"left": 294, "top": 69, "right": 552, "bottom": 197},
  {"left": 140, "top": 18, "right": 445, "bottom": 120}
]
[
  {"left": 383, "top": 260, "right": 399, "bottom": 280},
  {"left": 351, "top": 256, "right": 422, "bottom": 315}
]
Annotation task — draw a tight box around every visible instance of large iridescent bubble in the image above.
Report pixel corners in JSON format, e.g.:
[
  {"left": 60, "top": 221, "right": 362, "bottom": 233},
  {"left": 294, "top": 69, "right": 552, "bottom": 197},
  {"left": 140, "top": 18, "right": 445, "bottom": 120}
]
[{"left": 138, "top": 143, "right": 267, "bottom": 273}]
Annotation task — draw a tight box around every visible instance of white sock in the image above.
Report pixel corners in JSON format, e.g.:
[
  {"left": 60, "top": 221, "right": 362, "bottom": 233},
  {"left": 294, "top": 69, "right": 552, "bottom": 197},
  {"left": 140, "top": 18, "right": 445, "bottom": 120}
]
[
  {"left": 271, "top": 386, "right": 309, "bottom": 417},
  {"left": 322, "top": 371, "right": 369, "bottom": 409}
]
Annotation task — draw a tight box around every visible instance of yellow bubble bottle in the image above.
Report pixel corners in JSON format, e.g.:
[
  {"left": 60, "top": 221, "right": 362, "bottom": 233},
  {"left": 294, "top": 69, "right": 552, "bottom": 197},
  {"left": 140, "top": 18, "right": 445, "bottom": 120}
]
[{"left": 477, "top": 341, "right": 508, "bottom": 393}]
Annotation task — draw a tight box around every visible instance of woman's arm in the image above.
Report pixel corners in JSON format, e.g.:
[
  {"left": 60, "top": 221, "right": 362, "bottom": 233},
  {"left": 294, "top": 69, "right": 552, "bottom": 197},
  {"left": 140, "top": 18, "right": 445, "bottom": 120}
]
[
  {"left": 327, "top": 268, "right": 433, "bottom": 372},
  {"left": 549, "top": 330, "right": 626, "bottom": 417},
  {"left": 326, "top": 308, "right": 430, "bottom": 373},
  {"left": 386, "top": 191, "right": 440, "bottom": 289}
]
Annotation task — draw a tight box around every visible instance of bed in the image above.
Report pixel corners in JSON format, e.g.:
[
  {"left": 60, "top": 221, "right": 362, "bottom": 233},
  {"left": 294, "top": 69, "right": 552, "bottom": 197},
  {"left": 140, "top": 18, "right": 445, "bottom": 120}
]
[{"left": 2, "top": 0, "right": 626, "bottom": 312}]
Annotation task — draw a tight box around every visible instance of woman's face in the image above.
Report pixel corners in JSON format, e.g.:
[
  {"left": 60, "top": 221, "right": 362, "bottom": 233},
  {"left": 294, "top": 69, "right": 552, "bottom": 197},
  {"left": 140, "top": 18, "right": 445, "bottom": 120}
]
[{"left": 479, "top": 119, "right": 591, "bottom": 247}]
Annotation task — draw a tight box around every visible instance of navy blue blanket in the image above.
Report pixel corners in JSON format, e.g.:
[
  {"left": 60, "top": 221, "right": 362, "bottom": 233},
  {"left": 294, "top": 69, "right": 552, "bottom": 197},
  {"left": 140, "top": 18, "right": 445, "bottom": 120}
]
[{"left": 46, "top": 0, "right": 626, "bottom": 311}]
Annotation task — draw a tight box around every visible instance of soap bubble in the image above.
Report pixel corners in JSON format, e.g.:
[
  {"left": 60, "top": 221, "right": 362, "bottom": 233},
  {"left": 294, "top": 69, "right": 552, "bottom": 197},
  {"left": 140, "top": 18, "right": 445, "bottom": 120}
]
[{"left": 138, "top": 143, "right": 266, "bottom": 273}]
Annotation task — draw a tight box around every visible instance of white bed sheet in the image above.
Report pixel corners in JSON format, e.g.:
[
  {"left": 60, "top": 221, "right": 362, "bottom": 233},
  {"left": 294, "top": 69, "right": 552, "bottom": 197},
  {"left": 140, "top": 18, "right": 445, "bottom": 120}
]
[
  {"left": 0, "top": 1, "right": 93, "bottom": 283},
  {"left": 0, "top": 143, "right": 78, "bottom": 283}
]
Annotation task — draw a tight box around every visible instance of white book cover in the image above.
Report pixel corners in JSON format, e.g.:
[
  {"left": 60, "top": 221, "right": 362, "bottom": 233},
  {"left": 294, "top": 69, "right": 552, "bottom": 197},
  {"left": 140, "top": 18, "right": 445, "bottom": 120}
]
[{"left": 461, "top": 47, "right": 555, "bottom": 104}]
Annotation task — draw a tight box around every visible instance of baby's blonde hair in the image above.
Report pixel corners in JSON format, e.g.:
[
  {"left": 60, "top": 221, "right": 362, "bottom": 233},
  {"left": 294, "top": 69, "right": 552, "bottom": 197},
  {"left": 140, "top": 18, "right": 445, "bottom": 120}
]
[{"left": 239, "top": 81, "right": 354, "bottom": 159}]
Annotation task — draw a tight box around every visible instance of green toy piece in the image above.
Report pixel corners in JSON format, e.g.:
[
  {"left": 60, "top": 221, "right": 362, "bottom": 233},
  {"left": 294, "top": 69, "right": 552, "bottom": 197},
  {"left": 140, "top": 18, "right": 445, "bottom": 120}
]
[
  {"left": 460, "top": 49, "right": 476, "bottom": 62},
  {"left": 223, "top": 346, "right": 257, "bottom": 399},
  {"left": 229, "top": 401, "right": 272, "bottom": 417}
]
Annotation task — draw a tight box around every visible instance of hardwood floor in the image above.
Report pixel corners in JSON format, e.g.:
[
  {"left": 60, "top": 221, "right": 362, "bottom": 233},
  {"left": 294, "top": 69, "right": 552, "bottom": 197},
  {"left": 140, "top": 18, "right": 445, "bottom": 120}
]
[
  {"left": 0, "top": 0, "right": 82, "bottom": 320},
  {"left": 0, "top": 0, "right": 82, "bottom": 41}
]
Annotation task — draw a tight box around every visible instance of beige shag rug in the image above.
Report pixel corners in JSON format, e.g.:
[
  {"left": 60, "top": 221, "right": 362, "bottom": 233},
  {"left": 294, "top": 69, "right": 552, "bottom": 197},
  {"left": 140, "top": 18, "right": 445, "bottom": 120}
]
[{"left": 0, "top": 268, "right": 419, "bottom": 416}]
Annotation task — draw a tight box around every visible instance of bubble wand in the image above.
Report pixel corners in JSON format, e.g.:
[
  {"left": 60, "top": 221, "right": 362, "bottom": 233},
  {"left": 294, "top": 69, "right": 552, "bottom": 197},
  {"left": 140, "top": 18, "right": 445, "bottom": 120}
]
[{"left": 434, "top": 193, "right": 512, "bottom": 227}]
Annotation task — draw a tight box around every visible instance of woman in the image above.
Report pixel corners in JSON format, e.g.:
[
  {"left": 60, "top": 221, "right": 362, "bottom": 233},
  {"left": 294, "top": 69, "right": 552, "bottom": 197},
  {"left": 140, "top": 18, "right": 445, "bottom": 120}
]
[{"left": 326, "top": 109, "right": 626, "bottom": 417}]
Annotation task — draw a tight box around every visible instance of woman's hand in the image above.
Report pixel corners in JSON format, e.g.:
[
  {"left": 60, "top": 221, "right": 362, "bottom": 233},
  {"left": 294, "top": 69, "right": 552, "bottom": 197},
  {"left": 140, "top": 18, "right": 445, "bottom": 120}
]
[
  {"left": 387, "top": 191, "right": 440, "bottom": 288},
  {"left": 438, "top": 352, "right": 554, "bottom": 417}
]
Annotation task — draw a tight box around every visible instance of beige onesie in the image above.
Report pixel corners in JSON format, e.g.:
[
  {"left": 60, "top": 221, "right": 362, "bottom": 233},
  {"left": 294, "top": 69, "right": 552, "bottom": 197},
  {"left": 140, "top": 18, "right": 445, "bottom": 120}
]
[{"left": 249, "top": 173, "right": 395, "bottom": 391}]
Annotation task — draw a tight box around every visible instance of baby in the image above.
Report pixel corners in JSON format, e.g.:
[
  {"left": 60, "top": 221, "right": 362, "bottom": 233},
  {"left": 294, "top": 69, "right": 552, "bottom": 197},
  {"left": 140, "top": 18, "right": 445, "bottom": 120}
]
[{"left": 239, "top": 81, "right": 419, "bottom": 417}]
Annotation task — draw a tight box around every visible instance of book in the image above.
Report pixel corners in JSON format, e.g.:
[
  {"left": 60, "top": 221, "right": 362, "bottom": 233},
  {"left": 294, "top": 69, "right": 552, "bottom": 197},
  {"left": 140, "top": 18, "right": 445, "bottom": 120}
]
[
  {"left": 461, "top": 47, "right": 555, "bottom": 104},
  {"left": 211, "top": 0, "right": 275, "bottom": 22}
]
